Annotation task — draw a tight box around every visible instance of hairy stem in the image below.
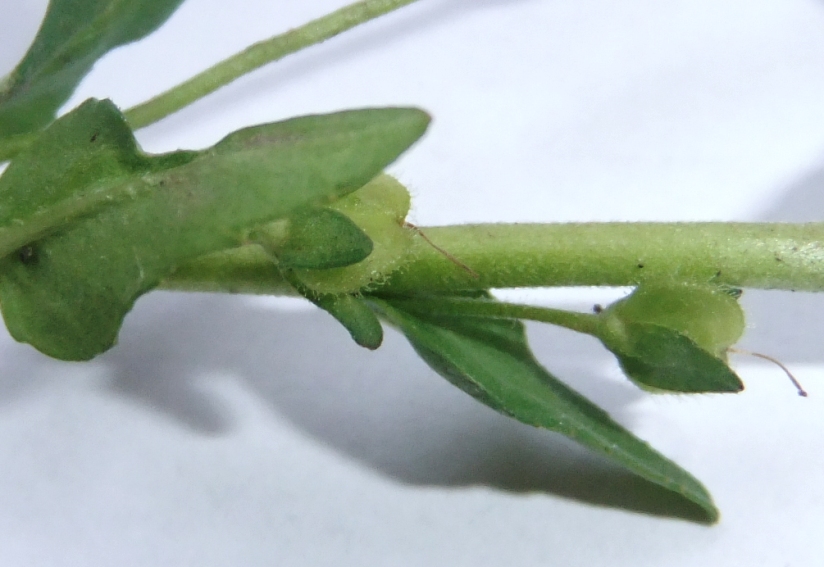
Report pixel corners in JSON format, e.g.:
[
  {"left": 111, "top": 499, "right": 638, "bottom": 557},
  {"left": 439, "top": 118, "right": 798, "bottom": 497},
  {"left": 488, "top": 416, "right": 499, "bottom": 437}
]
[
  {"left": 380, "top": 296, "right": 602, "bottom": 335},
  {"left": 162, "top": 245, "right": 294, "bottom": 295},
  {"left": 124, "top": 0, "right": 422, "bottom": 129},
  {"left": 161, "top": 222, "right": 824, "bottom": 295}
]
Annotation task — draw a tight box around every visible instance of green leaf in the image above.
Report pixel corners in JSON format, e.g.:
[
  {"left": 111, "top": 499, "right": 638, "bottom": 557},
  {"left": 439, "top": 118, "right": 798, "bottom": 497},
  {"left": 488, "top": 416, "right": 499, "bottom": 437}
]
[
  {"left": 0, "top": 0, "right": 186, "bottom": 139},
  {"left": 0, "top": 98, "right": 429, "bottom": 360},
  {"left": 599, "top": 284, "right": 745, "bottom": 393},
  {"left": 372, "top": 297, "right": 720, "bottom": 523},
  {"left": 255, "top": 207, "right": 373, "bottom": 270},
  {"left": 599, "top": 321, "right": 744, "bottom": 394},
  {"left": 0, "top": 98, "right": 195, "bottom": 250}
]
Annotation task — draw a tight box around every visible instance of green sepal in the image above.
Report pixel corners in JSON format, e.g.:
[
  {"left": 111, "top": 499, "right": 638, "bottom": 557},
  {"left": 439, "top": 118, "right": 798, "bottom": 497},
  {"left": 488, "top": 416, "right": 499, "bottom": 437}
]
[
  {"left": 254, "top": 207, "right": 373, "bottom": 270},
  {"left": 599, "top": 321, "right": 743, "bottom": 394},
  {"left": 282, "top": 270, "right": 383, "bottom": 349},
  {"left": 314, "top": 293, "right": 384, "bottom": 350},
  {"left": 372, "top": 295, "right": 719, "bottom": 523},
  {"left": 293, "top": 174, "right": 416, "bottom": 294}
]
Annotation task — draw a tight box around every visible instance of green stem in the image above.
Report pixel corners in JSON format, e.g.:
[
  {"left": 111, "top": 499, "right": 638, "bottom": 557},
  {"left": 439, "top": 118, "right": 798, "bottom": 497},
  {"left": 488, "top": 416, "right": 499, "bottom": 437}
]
[
  {"left": 124, "top": 0, "right": 423, "bottom": 129},
  {"left": 381, "top": 296, "right": 602, "bottom": 335},
  {"left": 160, "top": 222, "right": 824, "bottom": 294},
  {"left": 161, "top": 245, "right": 295, "bottom": 296},
  {"left": 385, "top": 223, "right": 824, "bottom": 292}
]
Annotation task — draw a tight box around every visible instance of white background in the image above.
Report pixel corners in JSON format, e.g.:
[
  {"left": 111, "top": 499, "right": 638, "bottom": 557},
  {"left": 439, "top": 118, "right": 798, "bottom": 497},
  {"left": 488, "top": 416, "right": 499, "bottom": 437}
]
[{"left": 2, "top": 0, "right": 824, "bottom": 564}]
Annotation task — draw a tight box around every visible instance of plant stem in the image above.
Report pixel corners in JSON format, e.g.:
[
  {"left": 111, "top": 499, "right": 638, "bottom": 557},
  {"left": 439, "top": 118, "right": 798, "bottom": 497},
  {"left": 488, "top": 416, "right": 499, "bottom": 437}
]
[
  {"left": 381, "top": 296, "right": 602, "bottom": 335},
  {"left": 124, "top": 0, "right": 423, "bottom": 129},
  {"left": 160, "top": 222, "right": 824, "bottom": 294},
  {"left": 162, "top": 245, "right": 294, "bottom": 296},
  {"left": 385, "top": 223, "right": 824, "bottom": 292}
]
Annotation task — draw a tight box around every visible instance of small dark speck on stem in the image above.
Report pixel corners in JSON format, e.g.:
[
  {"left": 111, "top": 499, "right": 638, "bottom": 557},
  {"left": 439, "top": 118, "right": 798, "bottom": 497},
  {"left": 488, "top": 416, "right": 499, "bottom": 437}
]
[
  {"left": 90, "top": 132, "right": 99, "bottom": 143},
  {"left": 636, "top": 263, "right": 645, "bottom": 269}
]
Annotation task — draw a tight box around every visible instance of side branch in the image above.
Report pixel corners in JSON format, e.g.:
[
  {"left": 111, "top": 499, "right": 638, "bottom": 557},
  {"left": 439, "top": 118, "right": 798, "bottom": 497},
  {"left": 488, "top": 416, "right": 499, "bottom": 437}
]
[{"left": 124, "top": 0, "right": 422, "bottom": 129}]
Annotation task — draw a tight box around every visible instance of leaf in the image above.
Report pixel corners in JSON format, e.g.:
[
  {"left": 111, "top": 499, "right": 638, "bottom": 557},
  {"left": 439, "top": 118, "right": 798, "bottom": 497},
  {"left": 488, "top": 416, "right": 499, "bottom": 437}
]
[
  {"left": 255, "top": 207, "right": 373, "bottom": 270},
  {"left": 372, "top": 297, "right": 720, "bottom": 522},
  {"left": 599, "top": 284, "right": 745, "bottom": 393},
  {"left": 599, "top": 321, "right": 743, "bottom": 394},
  {"left": 0, "top": 98, "right": 429, "bottom": 360},
  {"left": 0, "top": 98, "right": 195, "bottom": 248},
  {"left": 0, "top": 0, "right": 186, "bottom": 139}
]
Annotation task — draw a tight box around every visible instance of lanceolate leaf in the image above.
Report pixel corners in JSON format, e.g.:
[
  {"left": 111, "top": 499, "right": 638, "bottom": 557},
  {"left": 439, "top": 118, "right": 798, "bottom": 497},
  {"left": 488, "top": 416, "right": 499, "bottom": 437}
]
[
  {"left": 0, "top": 0, "right": 186, "bottom": 139},
  {"left": 372, "top": 297, "right": 719, "bottom": 522},
  {"left": 0, "top": 98, "right": 429, "bottom": 360}
]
